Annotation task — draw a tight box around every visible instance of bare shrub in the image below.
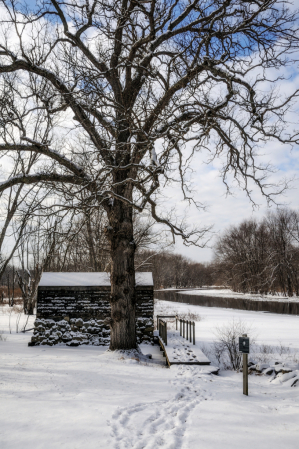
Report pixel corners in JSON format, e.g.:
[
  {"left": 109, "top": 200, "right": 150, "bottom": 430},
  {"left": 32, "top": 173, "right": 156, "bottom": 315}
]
[
  {"left": 179, "top": 310, "right": 202, "bottom": 322},
  {"left": 213, "top": 319, "right": 256, "bottom": 370},
  {"left": 213, "top": 341, "right": 224, "bottom": 367},
  {"left": 3, "top": 304, "right": 23, "bottom": 315},
  {"left": 2, "top": 304, "right": 25, "bottom": 334},
  {"left": 154, "top": 304, "right": 202, "bottom": 330},
  {"left": 0, "top": 331, "right": 7, "bottom": 342},
  {"left": 252, "top": 344, "right": 275, "bottom": 364},
  {"left": 277, "top": 341, "right": 291, "bottom": 357},
  {"left": 292, "top": 353, "right": 299, "bottom": 364},
  {"left": 252, "top": 341, "right": 294, "bottom": 364}
]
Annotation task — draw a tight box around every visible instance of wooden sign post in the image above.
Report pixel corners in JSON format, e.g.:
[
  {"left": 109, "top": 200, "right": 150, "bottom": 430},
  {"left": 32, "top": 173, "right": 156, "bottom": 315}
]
[{"left": 239, "top": 334, "right": 249, "bottom": 396}]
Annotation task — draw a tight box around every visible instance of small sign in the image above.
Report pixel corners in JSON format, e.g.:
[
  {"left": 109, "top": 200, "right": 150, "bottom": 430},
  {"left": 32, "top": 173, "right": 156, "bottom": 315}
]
[{"left": 239, "top": 336, "right": 250, "bottom": 353}]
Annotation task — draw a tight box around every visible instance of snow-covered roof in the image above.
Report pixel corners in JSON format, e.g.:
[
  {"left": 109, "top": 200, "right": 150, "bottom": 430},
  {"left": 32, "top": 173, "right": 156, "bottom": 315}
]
[
  {"left": 39, "top": 272, "right": 153, "bottom": 287},
  {"left": 135, "top": 272, "right": 153, "bottom": 286}
]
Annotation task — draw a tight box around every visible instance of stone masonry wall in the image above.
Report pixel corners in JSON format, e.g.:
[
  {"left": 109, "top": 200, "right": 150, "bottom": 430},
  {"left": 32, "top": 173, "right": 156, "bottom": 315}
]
[
  {"left": 29, "top": 286, "right": 154, "bottom": 346},
  {"left": 36, "top": 286, "right": 111, "bottom": 319},
  {"left": 135, "top": 288, "right": 154, "bottom": 344}
]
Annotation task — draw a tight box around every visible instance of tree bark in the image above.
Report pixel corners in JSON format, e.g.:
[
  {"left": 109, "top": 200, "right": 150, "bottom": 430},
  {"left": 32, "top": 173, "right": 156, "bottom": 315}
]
[{"left": 107, "top": 198, "right": 136, "bottom": 350}]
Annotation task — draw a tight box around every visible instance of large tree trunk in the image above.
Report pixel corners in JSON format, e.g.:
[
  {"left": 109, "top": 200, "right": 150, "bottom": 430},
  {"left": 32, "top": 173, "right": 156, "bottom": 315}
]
[{"left": 107, "top": 198, "right": 136, "bottom": 350}]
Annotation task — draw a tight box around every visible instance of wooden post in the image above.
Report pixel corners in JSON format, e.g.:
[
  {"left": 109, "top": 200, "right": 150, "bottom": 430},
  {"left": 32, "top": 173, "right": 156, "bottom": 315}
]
[
  {"left": 189, "top": 321, "right": 192, "bottom": 342},
  {"left": 12, "top": 265, "right": 15, "bottom": 306},
  {"left": 7, "top": 275, "right": 10, "bottom": 307},
  {"left": 186, "top": 320, "right": 188, "bottom": 340},
  {"left": 193, "top": 321, "right": 195, "bottom": 345},
  {"left": 165, "top": 321, "right": 167, "bottom": 346},
  {"left": 243, "top": 334, "right": 248, "bottom": 396},
  {"left": 180, "top": 319, "right": 182, "bottom": 336},
  {"left": 176, "top": 316, "right": 178, "bottom": 330},
  {"left": 183, "top": 320, "right": 185, "bottom": 338}
]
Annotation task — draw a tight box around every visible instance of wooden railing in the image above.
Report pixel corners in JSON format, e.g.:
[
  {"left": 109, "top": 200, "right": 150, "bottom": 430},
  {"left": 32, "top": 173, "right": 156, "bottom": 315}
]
[
  {"left": 156, "top": 315, "right": 177, "bottom": 330},
  {"left": 178, "top": 318, "right": 195, "bottom": 345},
  {"left": 158, "top": 319, "right": 167, "bottom": 345},
  {"left": 157, "top": 315, "right": 196, "bottom": 345}
]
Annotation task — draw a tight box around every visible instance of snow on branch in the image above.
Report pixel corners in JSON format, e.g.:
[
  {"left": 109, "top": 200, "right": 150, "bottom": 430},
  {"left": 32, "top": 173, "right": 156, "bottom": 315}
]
[{"left": 0, "top": 173, "right": 85, "bottom": 192}]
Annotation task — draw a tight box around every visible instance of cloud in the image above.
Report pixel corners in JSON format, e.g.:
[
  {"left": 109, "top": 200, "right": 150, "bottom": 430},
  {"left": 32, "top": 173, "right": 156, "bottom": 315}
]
[{"left": 159, "top": 127, "right": 299, "bottom": 263}]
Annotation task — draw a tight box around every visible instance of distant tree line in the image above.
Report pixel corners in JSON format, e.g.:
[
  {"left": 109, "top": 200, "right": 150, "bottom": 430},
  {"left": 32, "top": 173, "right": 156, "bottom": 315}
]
[
  {"left": 214, "top": 208, "right": 299, "bottom": 296},
  {"left": 2, "top": 204, "right": 298, "bottom": 306},
  {"left": 135, "top": 251, "right": 214, "bottom": 289},
  {"left": 0, "top": 205, "right": 215, "bottom": 304}
]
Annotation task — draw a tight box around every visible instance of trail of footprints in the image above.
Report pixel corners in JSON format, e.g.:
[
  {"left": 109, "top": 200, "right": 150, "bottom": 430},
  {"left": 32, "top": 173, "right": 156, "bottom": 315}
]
[
  {"left": 108, "top": 366, "right": 213, "bottom": 449},
  {"left": 170, "top": 335, "right": 199, "bottom": 362}
]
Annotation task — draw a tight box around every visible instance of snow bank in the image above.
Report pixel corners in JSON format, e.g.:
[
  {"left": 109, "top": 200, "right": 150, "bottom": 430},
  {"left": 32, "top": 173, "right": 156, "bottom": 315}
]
[{"left": 180, "top": 288, "right": 299, "bottom": 302}]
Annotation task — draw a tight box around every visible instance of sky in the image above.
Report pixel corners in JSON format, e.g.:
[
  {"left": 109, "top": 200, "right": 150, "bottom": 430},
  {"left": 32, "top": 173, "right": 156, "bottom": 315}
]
[
  {"left": 166, "top": 119, "right": 299, "bottom": 263},
  {"left": 1, "top": 1, "right": 299, "bottom": 265},
  {"left": 158, "top": 1, "right": 299, "bottom": 262}
]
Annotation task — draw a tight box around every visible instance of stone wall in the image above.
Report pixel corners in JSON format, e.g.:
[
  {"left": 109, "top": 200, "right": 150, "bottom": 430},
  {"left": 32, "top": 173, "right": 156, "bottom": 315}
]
[
  {"left": 135, "top": 288, "right": 154, "bottom": 344},
  {"left": 29, "top": 286, "right": 154, "bottom": 346},
  {"left": 36, "top": 286, "right": 111, "bottom": 319}
]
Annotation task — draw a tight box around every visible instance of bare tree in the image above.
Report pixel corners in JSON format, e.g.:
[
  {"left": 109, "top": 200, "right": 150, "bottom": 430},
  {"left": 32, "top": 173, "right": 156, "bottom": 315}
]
[
  {"left": 266, "top": 209, "right": 299, "bottom": 296},
  {"left": 1, "top": 1, "right": 299, "bottom": 349},
  {"left": 43, "top": 208, "right": 110, "bottom": 272},
  {"left": 139, "top": 249, "right": 214, "bottom": 288},
  {"left": 214, "top": 219, "right": 273, "bottom": 293},
  {"left": 17, "top": 217, "right": 60, "bottom": 314},
  {"left": 215, "top": 208, "right": 299, "bottom": 295},
  {"left": 0, "top": 155, "right": 44, "bottom": 281}
]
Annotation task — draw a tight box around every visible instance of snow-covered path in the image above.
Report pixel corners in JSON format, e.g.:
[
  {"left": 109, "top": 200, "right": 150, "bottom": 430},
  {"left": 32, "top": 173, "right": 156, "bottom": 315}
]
[
  {"left": 109, "top": 364, "right": 213, "bottom": 449},
  {"left": 160, "top": 330, "right": 210, "bottom": 365}
]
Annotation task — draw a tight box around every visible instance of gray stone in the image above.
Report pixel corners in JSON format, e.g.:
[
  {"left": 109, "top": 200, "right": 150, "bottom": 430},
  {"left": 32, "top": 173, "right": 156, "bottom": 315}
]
[
  {"left": 75, "top": 318, "right": 83, "bottom": 327},
  {"left": 281, "top": 367, "right": 293, "bottom": 374},
  {"left": 274, "top": 364, "right": 284, "bottom": 374},
  {"left": 66, "top": 341, "right": 79, "bottom": 347},
  {"left": 264, "top": 367, "right": 274, "bottom": 375},
  {"left": 291, "top": 377, "right": 299, "bottom": 387}
]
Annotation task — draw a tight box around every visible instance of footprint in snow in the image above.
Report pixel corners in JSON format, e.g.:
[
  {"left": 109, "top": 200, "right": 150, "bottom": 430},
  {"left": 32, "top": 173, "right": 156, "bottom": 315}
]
[{"left": 109, "top": 365, "right": 210, "bottom": 449}]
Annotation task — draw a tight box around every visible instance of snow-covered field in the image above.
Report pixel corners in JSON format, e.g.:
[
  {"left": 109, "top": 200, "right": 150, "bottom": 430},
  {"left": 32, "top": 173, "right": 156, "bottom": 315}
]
[
  {"left": 0, "top": 301, "right": 299, "bottom": 449},
  {"left": 180, "top": 288, "right": 299, "bottom": 302}
]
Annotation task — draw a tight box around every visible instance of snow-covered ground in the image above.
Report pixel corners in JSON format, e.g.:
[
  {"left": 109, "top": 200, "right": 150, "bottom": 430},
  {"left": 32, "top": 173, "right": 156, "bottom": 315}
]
[
  {"left": 0, "top": 301, "right": 299, "bottom": 449},
  {"left": 180, "top": 288, "right": 299, "bottom": 302}
]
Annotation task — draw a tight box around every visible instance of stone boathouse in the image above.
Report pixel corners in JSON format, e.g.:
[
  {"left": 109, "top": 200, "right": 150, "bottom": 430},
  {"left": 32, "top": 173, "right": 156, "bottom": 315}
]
[{"left": 29, "top": 272, "right": 154, "bottom": 346}]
